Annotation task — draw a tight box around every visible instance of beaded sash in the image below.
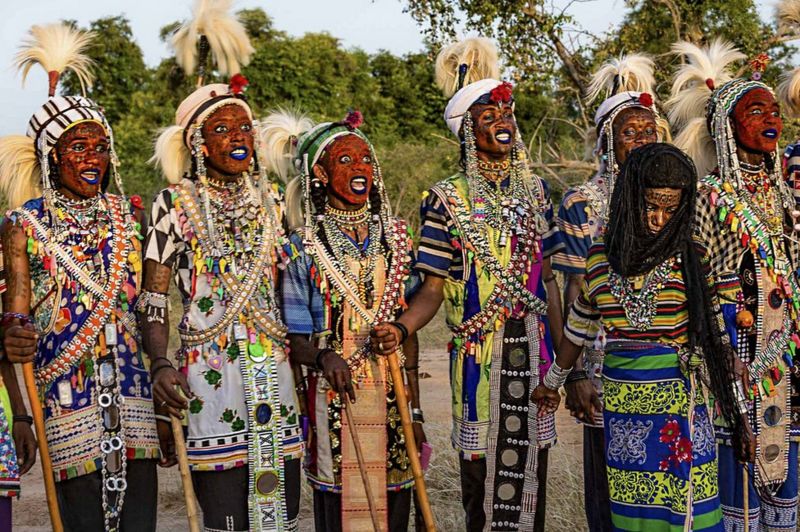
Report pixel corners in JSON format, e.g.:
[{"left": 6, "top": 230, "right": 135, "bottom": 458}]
[{"left": 20, "top": 196, "right": 131, "bottom": 385}]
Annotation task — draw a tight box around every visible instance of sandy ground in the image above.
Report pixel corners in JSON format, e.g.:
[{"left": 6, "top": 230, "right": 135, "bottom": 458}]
[{"left": 11, "top": 350, "right": 584, "bottom": 531}]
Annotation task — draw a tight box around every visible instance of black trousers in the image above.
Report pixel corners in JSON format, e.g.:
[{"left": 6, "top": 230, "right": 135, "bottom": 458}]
[
  {"left": 192, "top": 458, "right": 301, "bottom": 531},
  {"left": 313, "top": 487, "right": 412, "bottom": 532},
  {"left": 56, "top": 458, "right": 158, "bottom": 532},
  {"left": 459, "top": 449, "right": 548, "bottom": 532},
  {"left": 583, "top": 425, "right": 612, "bottom": 532}
]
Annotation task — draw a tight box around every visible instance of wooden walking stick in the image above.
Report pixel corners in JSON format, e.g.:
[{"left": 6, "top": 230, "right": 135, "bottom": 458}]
[
  {"left": 171, "top": 414, "right": 201, "bottom": 532},
  {"left": 386, "top": 352, "right": 436, "bottom": 532},
  {"left": 343, "top": 399, "right": 382, "bottom": 532},
  {"left": 743, "top": 466, "right": 749, "bottom": 531},
  {"left": 22, "top": 363, "right": 63, "bottom": 532}
]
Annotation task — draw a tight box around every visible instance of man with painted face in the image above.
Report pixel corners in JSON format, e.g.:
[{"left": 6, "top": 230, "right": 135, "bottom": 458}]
[
  {"left": 0, "top": 23, "right": 161, "bottom": 530},
  {"left": 552, "top": 54, "right": 663, "bottom": 532},
  {"left": 142, "top": 79, "right": 303, "bottom": 530},
  {"left": 266, "top": 110, "right": 426, "bottom": 531},
  {"left": 371, "top": 38, "right": 564, "bottom": 531},
  {"left": 670, "top": 39, "right": 800, "bottom": 530}
]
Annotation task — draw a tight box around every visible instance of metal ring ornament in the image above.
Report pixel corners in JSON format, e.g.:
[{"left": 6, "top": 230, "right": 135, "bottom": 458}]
[{"left": 98, "top": 393, "right": 114, "bottom": 408}]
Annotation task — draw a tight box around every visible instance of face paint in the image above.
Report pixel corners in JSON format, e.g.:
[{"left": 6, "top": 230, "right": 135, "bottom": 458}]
[
  {"left": 53, "top": 121, "right": 110, "bottom": 200},
  {"left": 612, "top": 108, "right": 657, "bottom": 166},
  {"left": 201, "top": 104, "right": 255, "bottom": 181},
  {"left": 314, "top": 134, "right": 374, "bottom": 209},
  {"left": 644, "top": 187, "right": 682, "bottom": 235},
  {"left": 469, "top": 102, "right": 517, "bottom": 160},
  {"left": 732, "top": 88, "right": 782, "bottom": 154}
]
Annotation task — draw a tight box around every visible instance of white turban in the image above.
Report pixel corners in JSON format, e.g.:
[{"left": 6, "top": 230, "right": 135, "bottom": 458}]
[
  {"left": 593, "top": 91, "right": 643, "bottom": 126},
  {"left": 443, "top": 79, "right": 504, "bottom": 136}
]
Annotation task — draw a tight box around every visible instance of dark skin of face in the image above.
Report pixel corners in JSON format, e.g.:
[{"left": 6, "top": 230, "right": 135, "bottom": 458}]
[
  {"left": 469, "top": 102, "right": 517, "bottom": 162},
  {"left": 644, "top": 187, "right": 682, "bottom": 234},
  {"left": 201, "top": 104, "right": 255, "bottom": 183},
  {"left": 312, "top": 134, "right": 374, "bottom": 211},
  {"left": 52, "top": 121, "right": 110, "bottom": 200},
  {"left": 611, "top": 108, "right": 657, "bottom": 166},
  {"left": 732, "top": 88, "right": 782, "bottom": 166}
]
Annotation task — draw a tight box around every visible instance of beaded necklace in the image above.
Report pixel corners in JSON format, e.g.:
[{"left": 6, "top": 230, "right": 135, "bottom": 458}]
[{"left": 608, "top": 255, "right": 678, "bottom": 331}]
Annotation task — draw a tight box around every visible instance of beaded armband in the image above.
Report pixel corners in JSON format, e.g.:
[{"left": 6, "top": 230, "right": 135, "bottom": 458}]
[
  {"left": 542, "top": 362, "right": 572, "bottom": 390},
  {"left": 136, "top": 291, "right": 169, "bottom": 325}
]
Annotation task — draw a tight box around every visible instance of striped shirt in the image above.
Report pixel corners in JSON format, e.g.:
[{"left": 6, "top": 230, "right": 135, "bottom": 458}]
[
  {"left": 565, "top": 242, "right": 689, "bottom": 348},
  {"left": 416, "top": 174, "right": 563, "bottom": 279},
  {"left": 552, "top": 175, "right": 609, "bottom": 275}
]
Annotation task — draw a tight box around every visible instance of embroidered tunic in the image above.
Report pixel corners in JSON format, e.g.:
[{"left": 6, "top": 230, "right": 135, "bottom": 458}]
[
  {"left": 553, "top": 173, "right": 612, "bottom": 428},
  {"left": 417, "top": 173, "right": 563, "bottom": 456},
  {"left": 282, "top": 223, "right": 419, "bottom": 493},
  {"left": 7, "top": 195, "right": 159, "bottom": 481},
  {"left": 144, "top": 180, "right": 303, "bottom": 471},
  {"left": 565, "top": 242, "right": 723, "bottom": 532}
]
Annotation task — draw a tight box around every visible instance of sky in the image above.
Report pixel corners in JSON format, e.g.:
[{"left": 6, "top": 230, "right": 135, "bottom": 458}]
[{"left": 0, "top": 0, "right": 781, "bottom": 135}]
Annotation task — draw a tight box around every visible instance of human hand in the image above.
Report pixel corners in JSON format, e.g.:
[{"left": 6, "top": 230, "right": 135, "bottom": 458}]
[
  {"left": 531, "top": 385, "right": 561, "bottom": 416},
  {"left": 157, "top": 419, "right": 177, "bottom": 467},
  {"left": 3, "top": 323, "right": 37, "bottom": 363},
  {"left": 370, "top": 323, "right": 402, "bottom": 356},
  {"left": 564, "top": 379, "right": 602, "bottom": 423},
  {"left": 152, "top": 367, "right": 192, "bottom": 419},
  {"left": 320, "top": 351, "right": 356, "bottom": 403},
  {"left": 12, "top": 420, "right": 36, "bottom": 475}
]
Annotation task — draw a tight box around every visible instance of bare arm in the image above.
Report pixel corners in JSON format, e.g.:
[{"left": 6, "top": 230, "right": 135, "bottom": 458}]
[
  {"left": 542, "top": 258, "right": 563, "bottom": 351},
  {"left": 0, "top": 359, "right": 36, "bottom": 473},
  {"left": 1, "top": 222, "right": 37, "bottom": 363},
  {"left": 371, "top": 275, "right": 445, "bottom": 355},
  {"left": 287, "top": 333, "right": 356, "bottom": 403}
]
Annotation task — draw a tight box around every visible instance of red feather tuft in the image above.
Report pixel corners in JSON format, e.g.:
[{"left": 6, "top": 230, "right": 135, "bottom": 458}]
[
  {"left": 489, "top": 81, "right": 514, "bottom": 104},
  {"left": 229, "top": 73, "right": 249, "bottom": 95},
  {"left": 343, "top": 109, "right": 364, "bottom": 130},
  {"left": 638, "top": 92, "right": 653, "bottom": 108}
]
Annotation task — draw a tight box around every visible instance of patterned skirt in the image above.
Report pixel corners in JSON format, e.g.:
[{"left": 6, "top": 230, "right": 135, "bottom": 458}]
[{"left": 602, "top": 342, "right": 722, "bottom": 531}]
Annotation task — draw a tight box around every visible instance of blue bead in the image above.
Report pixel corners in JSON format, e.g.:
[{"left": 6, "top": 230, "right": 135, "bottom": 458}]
[{"left": 256, "top": 403, "right": 272, "bottom": 424}]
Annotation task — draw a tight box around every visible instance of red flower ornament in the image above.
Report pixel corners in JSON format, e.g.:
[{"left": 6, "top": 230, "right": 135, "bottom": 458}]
[
  {"left": 490, "top": 81, "right": 514, "bottom": 104},
  {"left": 343, "top": 109, "right": 364, "bottom": 130},
  {"left": 638, "top": 92, "right": 653, "bottom": 108},
  {"left": 229, "top": 74, "right": 249, "bottom": 95},
  {"left": 129, "top": 195, "right": 144, "bottom": 210}
]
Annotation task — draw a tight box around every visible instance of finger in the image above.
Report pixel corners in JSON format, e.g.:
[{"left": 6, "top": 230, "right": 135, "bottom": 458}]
[
  {"left": 165, "top": 405, "right": 184, "bottom": 419},
  {"left": 176, "top": 374, "right": 193, "bottom": 399},
  {"left": 5, "top": 336, "right": 38, "bottom": 348},
  {"left": 8, "top": 328, "right": 38, "bottom": 340},
  {"left": 345, "top": 378, "right": 356, "bottom": 404},
  {"left": 372, "top": 328, "right": 394, "bottom": 340},
  {"left": 334, "top": 371, "right": 348, "bottom": 397},
  {"left": 162, "top": 385, "right": 189, "bottom": 409}
]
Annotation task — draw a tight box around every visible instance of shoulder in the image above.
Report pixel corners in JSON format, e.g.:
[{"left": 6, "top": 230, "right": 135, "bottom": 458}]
[{"left": 559, "top": 186, "right": 589, "bottom": 210}]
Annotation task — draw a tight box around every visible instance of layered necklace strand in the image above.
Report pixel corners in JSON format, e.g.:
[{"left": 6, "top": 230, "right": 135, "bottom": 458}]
[
  {"left": 322, "top": 204, "right": 381, "bottom": 307},
  {"left": 608, "top": 255, "right": 678, "bottom": 331},
  {"left": 472, "top": 159, "right": 531, "bottom": 248}
]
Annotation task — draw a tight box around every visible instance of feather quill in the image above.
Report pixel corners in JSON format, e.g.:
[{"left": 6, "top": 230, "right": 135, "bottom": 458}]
[
  {"left": 585, "top": 53, "right": 656, "bottom": 103},
  {"left": 435, "top": 37, "right": 500, "bottom": 98},
  {"left": 172, "top": 0, "right": 254, "bottom": 76},
  {"left": 151, "top": 126, "right": 191, "bottom": 184},
  {"left": 14, "top": 23, "right": 94, "bottom": 96},
  {"left": 259, "top": 109, "right": 314, "bottom": 184}
]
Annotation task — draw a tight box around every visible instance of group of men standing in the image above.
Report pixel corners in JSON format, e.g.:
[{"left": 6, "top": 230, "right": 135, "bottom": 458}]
[{"left": 0, "top": 2, "right": 799, "bottom": 532}]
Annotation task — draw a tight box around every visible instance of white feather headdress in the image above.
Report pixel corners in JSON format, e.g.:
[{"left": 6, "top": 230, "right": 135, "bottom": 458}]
[
  {"left": 0, "top": 136, "right": 41, "bottom": 209},
  {"left": 435, "top": 37, "right": 500, "bottom": 98},
  {"left": 778, "top": 67, "right": 800, "bottom": 117},
  {"left": 259, "top": 109, "right": 314, "bottom": 184},
  {"left": 172, "top": 0, "right": 254, "bottom": 79},
  {"left": 585, "top": 53, "right": 656, "bottom": 104},
  {"left": 777, "top": 0, "right": 800, "bottom": 38},
  {"left": 14, "top": 23, "right": 94, "bottom": 97}
]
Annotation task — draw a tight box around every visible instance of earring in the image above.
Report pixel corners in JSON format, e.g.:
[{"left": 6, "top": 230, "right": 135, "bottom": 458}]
[{"left": 192, "top": 128, "right": 208, "bottom": 185}]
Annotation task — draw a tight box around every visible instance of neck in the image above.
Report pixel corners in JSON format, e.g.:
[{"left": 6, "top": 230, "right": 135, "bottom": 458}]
[
  {"left": 206, "top": 166, "right": 242, "bottom": 185},
  {"left": 55, "top": 186, "right": 98, "bottom": 202},
  {"left": 476, "top": 150, "right": 510, "bottom": 164},
  {"left": 736, "top": 146, "right": 765, "bottom": 168},
  {"left": 326, "top": 196, "right": 366, "bottom": 212}
]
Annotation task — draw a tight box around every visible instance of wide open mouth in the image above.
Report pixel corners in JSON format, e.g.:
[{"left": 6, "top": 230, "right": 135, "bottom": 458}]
[
  {"left": 80, "top": 168, "right": 101, "bottom": 184},
  {"left": 494, "top": 129, "right": 512, "bottom": 144},
  {"left": 229, "top": 147, "right": 249, "bottom": 161},
  {"left": 350, "top": 176, "right": 368, "bottom": 195}
]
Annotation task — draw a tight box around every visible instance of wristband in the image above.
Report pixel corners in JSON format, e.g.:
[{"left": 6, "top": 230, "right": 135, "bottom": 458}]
[
  {"left": 12, "top": 414, "right": 32, "bottom": 425},
  {"left": 404, "top": 364, "right": 419, "bottom": 371},
  {"left": 316, "top": 348, "right": 336, "bottom": 370},
  {"left": 411, "top": 408, "right": 425, "bottom": 424},
  {"left": 149, "top": 358, "right": 173, "bottom": 375},
  {"left": 155, "top": 414, "right": 172, "bottom": 424},
  {"left": 390, "top": 321, "right": 409, "bottom": 344},
  {"left": 542, "top": 362, "right": 572, "bottom": 390},
  {"left": 542, "top": 275, "right": 556, "bottom": 283},
  {"left": 150, "top": 363, "right": 176, "bottom": 380},
  {"left": 0, "top": 313, "right": 31, "bottom": 328},
  {"left": 565, "top": 369, "right": 588, "bottom": 384}
]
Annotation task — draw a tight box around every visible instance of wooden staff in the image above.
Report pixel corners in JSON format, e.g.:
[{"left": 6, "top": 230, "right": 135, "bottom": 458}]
[
  {"left": 171, "top": 415, "right": 201, "bottom": 532},
  {"left": 743, "top": 466, "right": 749, "bottom": 531},
  {"left": 22, "top": 363, "right": 63, "bottom": 532},
  {"left": 386, "top": 353, "right": 436, "bottom": 532},
  {"left": 343, "top": 399, "right": 382, "bottom": 532}
]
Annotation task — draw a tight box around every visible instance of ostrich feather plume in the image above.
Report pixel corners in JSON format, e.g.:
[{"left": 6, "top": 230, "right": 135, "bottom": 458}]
[
  {"left": 435, "top": 37, "right": 500, "bottom": 98},
  {"left": 259, "top": 109, "right": 314, "bottom": 184},
  {"left": 777, "top": 0, "right": 800, "bottom": 37},
  {"left": 151, "top": 125, "right": 191, "bottom": 184},
  {"left": 666, "top": 39, "right": 745, "bottom": 132},
  {"left": 172, "top": 0, "right": 255, "bottom": 76},
  {"left": 778, "top": 66, "right": 800, "bottom": 117},
  {"left": 585, "top": 53, "right": 656, "bottom": 104},
  {"left": 0, "top": 136, "right": 42, "bottom": 209},
  {"left": 14, "top": 23, "right": 94, "bottom": 95}
]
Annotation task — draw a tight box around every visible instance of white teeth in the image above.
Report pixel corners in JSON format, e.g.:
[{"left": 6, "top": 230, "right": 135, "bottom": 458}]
[
  {"left": 231, "top": 148, "right": 245, "bottom": 154},
  {"left": 496, "top": 133, "right": 510, "bottom": 141}
]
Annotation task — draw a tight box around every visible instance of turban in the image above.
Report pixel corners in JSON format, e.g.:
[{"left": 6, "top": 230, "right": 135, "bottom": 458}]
[{"left": 443, "top": 79, "right": 504, "bottom": 136}]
